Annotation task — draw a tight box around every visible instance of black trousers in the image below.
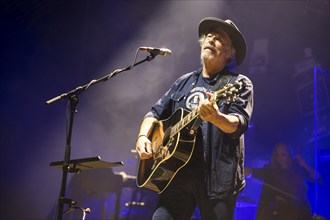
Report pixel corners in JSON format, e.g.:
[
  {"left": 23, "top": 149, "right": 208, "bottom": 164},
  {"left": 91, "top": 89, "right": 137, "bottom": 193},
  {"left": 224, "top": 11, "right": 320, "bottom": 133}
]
[{"left": 152, "top": 167, "right": 237, "bottom": 220}]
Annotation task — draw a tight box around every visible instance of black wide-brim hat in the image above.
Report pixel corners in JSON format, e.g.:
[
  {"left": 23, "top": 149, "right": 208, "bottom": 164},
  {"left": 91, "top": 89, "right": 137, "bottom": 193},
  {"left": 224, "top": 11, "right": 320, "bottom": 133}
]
[{"left": 198, "top": 17, "right": 247, "bottom": 66}]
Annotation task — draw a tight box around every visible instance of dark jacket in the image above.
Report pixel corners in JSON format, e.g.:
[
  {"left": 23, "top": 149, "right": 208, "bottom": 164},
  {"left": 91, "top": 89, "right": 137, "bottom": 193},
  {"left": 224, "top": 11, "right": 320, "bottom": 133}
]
[{"left": 145, "top": 68, "right": 254, "bottom": 199}]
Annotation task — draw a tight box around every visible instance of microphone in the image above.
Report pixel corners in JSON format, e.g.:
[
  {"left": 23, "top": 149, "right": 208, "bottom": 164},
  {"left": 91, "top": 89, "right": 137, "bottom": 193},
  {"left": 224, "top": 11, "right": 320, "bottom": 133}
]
[{"left": 139, "top": 47, "right": 172, "bottom": 56}]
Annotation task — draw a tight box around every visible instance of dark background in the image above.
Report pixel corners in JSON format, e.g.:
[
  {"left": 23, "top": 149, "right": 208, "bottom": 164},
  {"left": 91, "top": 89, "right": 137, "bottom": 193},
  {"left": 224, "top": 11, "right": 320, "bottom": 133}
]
[{"left": 1, "top": 1, "right": 329, "bottom": 219}]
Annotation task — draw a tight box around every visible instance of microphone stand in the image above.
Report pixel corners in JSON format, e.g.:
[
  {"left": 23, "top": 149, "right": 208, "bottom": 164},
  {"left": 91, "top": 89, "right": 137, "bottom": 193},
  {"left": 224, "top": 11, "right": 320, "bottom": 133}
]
[{"left": 47, "top": 51, "right": 157, "bottom": 220}]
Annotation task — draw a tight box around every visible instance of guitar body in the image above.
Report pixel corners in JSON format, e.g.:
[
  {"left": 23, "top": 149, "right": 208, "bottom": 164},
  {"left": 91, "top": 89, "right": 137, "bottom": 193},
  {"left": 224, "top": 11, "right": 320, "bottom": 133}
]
[{"left": 136, "top": 108, "right": 197, "bottom": 193}]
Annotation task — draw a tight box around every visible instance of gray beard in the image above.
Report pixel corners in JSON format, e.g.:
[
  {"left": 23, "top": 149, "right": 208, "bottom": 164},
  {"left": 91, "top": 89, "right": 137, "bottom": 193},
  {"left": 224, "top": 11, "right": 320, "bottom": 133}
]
[
  {"left": 201, "top": 50, "right": 216, "bottom": 63},
  {"left": 201, "top": 51, "right": 215, "bottom": 63}
]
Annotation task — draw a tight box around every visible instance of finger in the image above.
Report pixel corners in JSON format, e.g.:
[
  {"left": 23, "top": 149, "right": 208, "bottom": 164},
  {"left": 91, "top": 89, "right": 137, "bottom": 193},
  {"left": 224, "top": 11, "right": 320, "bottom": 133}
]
[
  {"left": 145, "top": 141, "right": 153, "bottom": 154},
  {"left": 206, "top": 92, "right": 212, "bottom": 99},
  {"left": 203, "top": 98, "right": 218, "bottom": 112},
  {"left": 141, "top": 152, "right": 153, "bottom": 159},
  {"left": 201, "top": 103, "right": 215, "bottom": 115},
  {"left": 136, "top": 146, "right": 144, "bottom": 158},
  {"left": 204, "top": 103, "right": 214, "bottom": 111},
  {"left": 137, "top": 145, "right": 152, "bottom": 159},
  {"left": 136, "top": 143, "right": 149, "bottom": 157}
]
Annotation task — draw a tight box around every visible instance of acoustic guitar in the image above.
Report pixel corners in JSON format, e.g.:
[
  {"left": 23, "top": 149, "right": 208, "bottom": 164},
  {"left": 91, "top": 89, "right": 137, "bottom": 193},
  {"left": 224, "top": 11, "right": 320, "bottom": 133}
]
[{"left": 137, "top": 79, "right": 245, "bottom": 193}]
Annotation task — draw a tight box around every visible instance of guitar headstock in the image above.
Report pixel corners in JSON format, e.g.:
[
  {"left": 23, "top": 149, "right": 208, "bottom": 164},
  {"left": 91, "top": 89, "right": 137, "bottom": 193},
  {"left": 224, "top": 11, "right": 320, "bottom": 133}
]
[{"left": 211, "top": 79, "right": 245, "bottom": 103}]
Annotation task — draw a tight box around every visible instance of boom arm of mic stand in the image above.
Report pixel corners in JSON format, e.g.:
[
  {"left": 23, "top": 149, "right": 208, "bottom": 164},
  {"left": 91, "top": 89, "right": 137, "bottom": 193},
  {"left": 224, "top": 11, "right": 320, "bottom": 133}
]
[{"left": 46, "top": 54, "right": 155, "bottom": 105}]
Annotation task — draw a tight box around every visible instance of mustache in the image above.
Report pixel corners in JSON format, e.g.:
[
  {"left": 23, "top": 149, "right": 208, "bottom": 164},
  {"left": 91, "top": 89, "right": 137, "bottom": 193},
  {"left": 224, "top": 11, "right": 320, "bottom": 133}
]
[{"left": 203, "top": 45, "right": 216, "bottom": 52}]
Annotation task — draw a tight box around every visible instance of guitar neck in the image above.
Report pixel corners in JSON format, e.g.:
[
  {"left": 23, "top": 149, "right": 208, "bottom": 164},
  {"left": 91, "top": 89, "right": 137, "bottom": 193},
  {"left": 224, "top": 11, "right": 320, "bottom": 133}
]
[{"left": 170, "top": 108, "right": 200, "bottom": 137}]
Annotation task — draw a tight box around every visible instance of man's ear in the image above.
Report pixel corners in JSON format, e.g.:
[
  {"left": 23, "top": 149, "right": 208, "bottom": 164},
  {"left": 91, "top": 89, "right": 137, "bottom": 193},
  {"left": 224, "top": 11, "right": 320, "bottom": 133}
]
[{"left": 225, "top": 50, "right": 233, "bottom": 60}]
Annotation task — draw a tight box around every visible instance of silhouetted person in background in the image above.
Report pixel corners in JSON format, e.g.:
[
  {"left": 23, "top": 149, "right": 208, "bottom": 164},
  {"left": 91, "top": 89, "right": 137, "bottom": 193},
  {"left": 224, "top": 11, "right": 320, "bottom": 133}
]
[{"left": 245, "top": 143, "right": 320, "bottom": 220}]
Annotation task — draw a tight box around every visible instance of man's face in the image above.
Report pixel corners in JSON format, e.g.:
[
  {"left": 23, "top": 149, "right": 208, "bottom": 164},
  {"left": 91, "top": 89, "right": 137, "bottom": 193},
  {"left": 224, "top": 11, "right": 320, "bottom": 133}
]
[{"left": 200, "top": 31, "right": 233, "bottom": 64}]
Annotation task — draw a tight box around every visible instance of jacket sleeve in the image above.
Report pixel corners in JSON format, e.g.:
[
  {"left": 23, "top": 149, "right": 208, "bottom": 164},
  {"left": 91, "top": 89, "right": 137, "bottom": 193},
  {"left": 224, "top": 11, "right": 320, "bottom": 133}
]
[{"left": 225, "top": 75, "right": 254, "bottom": 139}]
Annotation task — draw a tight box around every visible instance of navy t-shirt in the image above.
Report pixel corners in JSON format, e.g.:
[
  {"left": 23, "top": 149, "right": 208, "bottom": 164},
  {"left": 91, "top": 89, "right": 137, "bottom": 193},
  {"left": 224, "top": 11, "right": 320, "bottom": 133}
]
[{"left": 184, "top": 74, "right": 219, "bottom": 168}]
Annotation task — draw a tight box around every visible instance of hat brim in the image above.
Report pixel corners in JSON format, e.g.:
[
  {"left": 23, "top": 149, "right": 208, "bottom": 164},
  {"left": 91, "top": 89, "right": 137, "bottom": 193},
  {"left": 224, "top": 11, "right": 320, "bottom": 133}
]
[{"left": 198, "top": 17, "right": 247, "bottom": 66}]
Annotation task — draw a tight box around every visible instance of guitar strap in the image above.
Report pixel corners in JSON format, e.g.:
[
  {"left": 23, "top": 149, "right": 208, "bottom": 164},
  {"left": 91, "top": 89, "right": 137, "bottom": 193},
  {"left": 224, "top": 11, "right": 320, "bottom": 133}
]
[
  {"left": 188, "top": 74, "right": 233, "bottom": 135},
  {"left": 212, "top": 74, "right": 234, "bottom": 92}
]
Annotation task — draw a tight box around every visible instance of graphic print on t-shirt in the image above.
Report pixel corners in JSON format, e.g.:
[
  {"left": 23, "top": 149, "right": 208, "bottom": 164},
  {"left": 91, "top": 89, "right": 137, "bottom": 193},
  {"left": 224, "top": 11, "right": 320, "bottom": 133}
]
[{"left": 185, "top": 87, "right": 208, "bottom": 111}]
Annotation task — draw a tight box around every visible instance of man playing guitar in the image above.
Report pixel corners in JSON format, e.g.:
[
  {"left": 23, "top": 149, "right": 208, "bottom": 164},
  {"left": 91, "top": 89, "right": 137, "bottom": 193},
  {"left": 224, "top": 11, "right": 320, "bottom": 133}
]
[{"left": 135, "top": 17, "right": 254, "bottom": 220}]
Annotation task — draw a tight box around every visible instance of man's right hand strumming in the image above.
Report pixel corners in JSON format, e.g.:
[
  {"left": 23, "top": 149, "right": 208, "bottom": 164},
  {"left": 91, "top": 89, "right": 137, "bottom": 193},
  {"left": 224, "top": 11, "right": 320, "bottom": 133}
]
[{"left": 136, "top": 134, "right": 153, "bottom": 160}]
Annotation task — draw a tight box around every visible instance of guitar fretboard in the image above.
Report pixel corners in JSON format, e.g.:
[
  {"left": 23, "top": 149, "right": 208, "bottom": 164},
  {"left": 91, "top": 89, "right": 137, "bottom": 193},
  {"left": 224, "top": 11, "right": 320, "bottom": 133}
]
[{"left": 169, "top": 108, "right": 199, "bottom": 137}]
